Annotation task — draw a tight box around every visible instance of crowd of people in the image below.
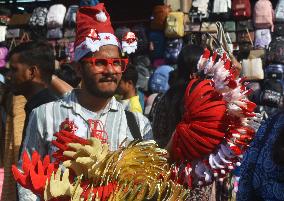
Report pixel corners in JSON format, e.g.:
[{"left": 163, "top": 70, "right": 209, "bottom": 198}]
[{"left": 0, "top": 2, "right": 284, "bottom": 201}]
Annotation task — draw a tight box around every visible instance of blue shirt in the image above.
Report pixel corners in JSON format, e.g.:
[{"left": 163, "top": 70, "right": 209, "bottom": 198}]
[{"left": 237, "top": 112, "right": 284, "bottom": 201}]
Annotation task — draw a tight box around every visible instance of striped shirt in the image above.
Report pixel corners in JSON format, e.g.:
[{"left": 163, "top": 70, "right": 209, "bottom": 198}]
[{"left": 18, "top": 89, "right": 152, "bottom": 201}]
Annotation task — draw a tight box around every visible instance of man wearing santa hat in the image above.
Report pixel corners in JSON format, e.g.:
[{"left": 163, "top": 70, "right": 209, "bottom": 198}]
[{"left": 17, "top": 3, "right": 152, "bottom": 200}]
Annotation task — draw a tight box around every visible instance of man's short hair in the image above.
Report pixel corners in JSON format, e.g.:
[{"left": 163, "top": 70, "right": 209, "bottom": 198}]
[
  {"left": 122, "top": 64, "right": 138, "bottom": 86},
  {"left": 55, "top": 63, "right": 81, "bottom": 88},
  {"left": 7, "top": 41, "right": 55, "bottom": 83}
]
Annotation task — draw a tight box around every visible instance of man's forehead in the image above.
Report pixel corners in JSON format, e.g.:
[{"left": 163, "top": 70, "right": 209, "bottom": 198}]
[{"left": 90, "top": 45, "right": 121, "bottom": 58}]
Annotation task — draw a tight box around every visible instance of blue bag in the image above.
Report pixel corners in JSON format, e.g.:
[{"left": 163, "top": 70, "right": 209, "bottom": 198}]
[{"left": 164, "top": 38, "right": 183, "bottom": 64}]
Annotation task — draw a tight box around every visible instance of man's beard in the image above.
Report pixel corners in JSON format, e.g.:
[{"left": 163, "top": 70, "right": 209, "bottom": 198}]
[{"left": 81, "top": 70, "right": 118, "bottom": 99}]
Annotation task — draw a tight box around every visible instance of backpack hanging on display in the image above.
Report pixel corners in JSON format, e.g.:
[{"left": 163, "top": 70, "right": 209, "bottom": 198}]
[
  {"left": 254, "top": 29, "right": 271, "bottom": 49},
  {"left": 181, "top": 0, "right": 193, "bottom": 13},
  {"left": 115, "top": 26, "right": 131, "bottom": 41},
  {"left": 29, "top": 7, "right": 48, "bottom": 27},
  {"left": 165, "top": 11, "right": 184, "bottom": 38},
  {"left": 131, "top": 24, "right": 149, "bottom": 54},
  {"left": 164, "top": 0, "right": 180, "bottom": 11},
  {"left": 6, "top": 28, "right": 21, "bottom": 39},
  {"left": 267, "top": 36, "right": 284, "bottom": 64},
  {"left": 29, "top": 7, "right": 48, "bottom": 40},
  {"left": 47, "top": 28, "right": 63, "bottom": 39},
  {"left": 148, "top": 31, "right": 165, "bottom": 59},
  {"left": 47, "top": 4, "right": 66, "bottom": 28},
  {"left": 274, "top": 23, "right": 284, "bottom": 36},
  {"left": 275, "top": 0, "right": 284, "bottom": 22},
  {"left": 150, "top": 5, "right": 171, "bottom": 30},
  {"left": 9, "top": 14, "right": 31, "bottom": 27},
  {"left": 64, "top": 5, "right": 78, "bottom": 28},
  {"left": 265, "top": 64, "right": 284, "bottom": 80},
  {"left": 189, "top": 0, "right": 210, "bottom": 22},
  {"left": 133, "top": 55, "right": 152, "bottom": 92},
  {"left": 149, "top": 65, "right": 174, "bottom": 93},
  {"left": 200, "top": 22, "right": 218, "bottom": 32},
  {"left": 0, "top": 26, "right": 6, "bottom": 42},
  {"left": 241, "top": 58, "right": 264, "bottom": 80},
  {"left": 232, "top": 0, "right": 251, "bottom": 20},
  {"left": 222, "top": 21, "right": 236, "bottom": 32},
  {"left": 236, "top": 20, "right": 254, "bottom": 31},
  {"left": 253, "top": 0, "right": 274, "bottom": 31},
  {"left": 164, "top": 38, "right": 183, "bottom": 64},
  {"left": 260, "top": 79, "right": 284, "bottom": 108},
  {"left": 211, "top": 0, "right": 231, "bottom": 20}
]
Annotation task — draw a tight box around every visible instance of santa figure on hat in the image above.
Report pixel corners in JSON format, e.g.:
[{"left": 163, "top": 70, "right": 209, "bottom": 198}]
[{"left": 74, "top": 3, "right": 137, "bottom": 61}]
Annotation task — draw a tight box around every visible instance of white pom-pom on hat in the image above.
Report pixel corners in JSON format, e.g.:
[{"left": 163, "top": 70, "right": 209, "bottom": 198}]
[{"left": 96, "top": 11, "right": 107, "bottom": 22}]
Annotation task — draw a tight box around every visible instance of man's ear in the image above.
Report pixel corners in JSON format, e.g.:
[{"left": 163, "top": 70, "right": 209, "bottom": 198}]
[
  {"left": 127, "top": 80, "right": 135, "bottom": 88},
  {"left": 28, "top": 65, "right": 38, "bottom": 80}
]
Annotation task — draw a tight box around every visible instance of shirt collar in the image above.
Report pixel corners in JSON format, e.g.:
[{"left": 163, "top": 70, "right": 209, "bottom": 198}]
[{"left": 61, "top": 89, "right": 119, "bottom": 116}]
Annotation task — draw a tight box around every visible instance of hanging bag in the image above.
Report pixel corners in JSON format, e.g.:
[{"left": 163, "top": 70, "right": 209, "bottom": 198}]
[
  {"left": 0, "top": 26, "right": 6, "bottom": 42},
  {"left": 151, "top": 5, "right": 171, "bottom": 30},
  {"left": 253, "top": 0, "right": 274, "bottom": 31},
  {"left": 254, "top": 29, "right": 271, "bottom": 49},
  {"left": 267, "top": 36, "right": 284, "bottom": 64},
  {"left": 211, "top": 0, "right": 231, "bottom": 20},
  {"left": 46, "top": 4, "right": 66, "bottom": 29},
  {"left": 181, "top": 0, "right": 192, "bottom": 13},
  {"left": 242, "top": 58, "right": 264, "bottom": 80},
  {"left": 29, "top": 7, "right": 48, "bottom": 27},
  {"left": 165, "top": 11, "right": 185, "bottom": 38},
  {"left": 232, "top": 0, "right": 251, "bottom": 20},
  {"left": 164, "top": 0, "right": 181, "bottom": 11},
  {"left": 275, "top": 0, "right": 284, "bottom": 22},
  {"left": 64, "top": 5, "right": 78, "bottom": 28}
]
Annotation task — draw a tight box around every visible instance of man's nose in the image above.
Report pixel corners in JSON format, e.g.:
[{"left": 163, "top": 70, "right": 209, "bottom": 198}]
[{"left": 103, "top": 62, "right": 115, "bottom": 73}]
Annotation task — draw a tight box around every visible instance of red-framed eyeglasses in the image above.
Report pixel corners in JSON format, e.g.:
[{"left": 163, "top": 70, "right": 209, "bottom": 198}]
[{"left": 82, "top": 58, "right": 129, "bottom": 73}]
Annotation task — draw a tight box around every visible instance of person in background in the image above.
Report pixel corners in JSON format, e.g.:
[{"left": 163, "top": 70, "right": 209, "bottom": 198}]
[
  {"left": 5, "top": 41, "right": 60, "bottom": 156},
  {"left": 2, "top": 41, "right": 72, "bottom": 201},
  {"left": 152, "top": 44, "right": 203, "bottom": 148},
  {"left": 237, "top": 112, "right": 284, "bottom": 201},
  {"left": 117, "top": 64, "right": 142, "bottom": 113},
  {"left": 152, "top": 44, "right": 212, "bottom": 201}
]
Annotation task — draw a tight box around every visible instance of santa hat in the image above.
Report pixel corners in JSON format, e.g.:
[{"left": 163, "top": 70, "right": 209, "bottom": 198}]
[{"left": 74, "top": 3, "right": 137, "bottom": 61}]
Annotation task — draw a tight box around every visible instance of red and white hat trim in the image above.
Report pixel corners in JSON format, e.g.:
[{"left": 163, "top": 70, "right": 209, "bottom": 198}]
[
  {"left": 75, "top": 32, "right": 120, "bottom": 61},
  {"left": 75, "top": 32, "right": 137, "bottom": 61}
]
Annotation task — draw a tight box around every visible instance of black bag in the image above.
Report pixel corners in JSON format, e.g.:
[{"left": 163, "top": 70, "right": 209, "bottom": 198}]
[
  {"left": 260, "top": 79, "right": 284, "bottom": 108},
  {"left": 164, "top": 38, "right": 183, "bottom": 64},
  {"left": 29, "top": 7, "right": 48, "bottom": 27},
  {"left": 265, "top": 64, "right": 284, "bottom": 80},
  {"left": 237, "top": 20, "right": 254, "bottom": 31},
  {"left": 274, "top": 23, "right": 284, "bottom": 36},
  {"left": 267, "top": 36, "right": 284, "bottom": 64},
  {"left": 64, "top": 5, "right": 78, "bottom": 28}
]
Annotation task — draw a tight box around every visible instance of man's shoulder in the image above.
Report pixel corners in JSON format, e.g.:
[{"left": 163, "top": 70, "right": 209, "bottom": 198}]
[{"left": 30, "top": 97, "right": 67, "bottom": 115}]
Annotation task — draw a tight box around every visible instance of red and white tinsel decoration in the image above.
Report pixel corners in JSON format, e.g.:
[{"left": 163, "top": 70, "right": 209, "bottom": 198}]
[{"left": 172, "top": 48, "right": 263, "bottom": 187}]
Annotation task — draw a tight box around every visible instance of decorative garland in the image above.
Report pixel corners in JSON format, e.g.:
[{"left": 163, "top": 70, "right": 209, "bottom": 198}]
[{"left": 170, "top": 49, "right": 262, "bottom": 187}]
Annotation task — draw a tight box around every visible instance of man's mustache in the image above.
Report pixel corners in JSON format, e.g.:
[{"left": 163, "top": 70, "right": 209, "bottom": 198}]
[{"left": 99, "top": 74, "right": 117, "bottom": 83}]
